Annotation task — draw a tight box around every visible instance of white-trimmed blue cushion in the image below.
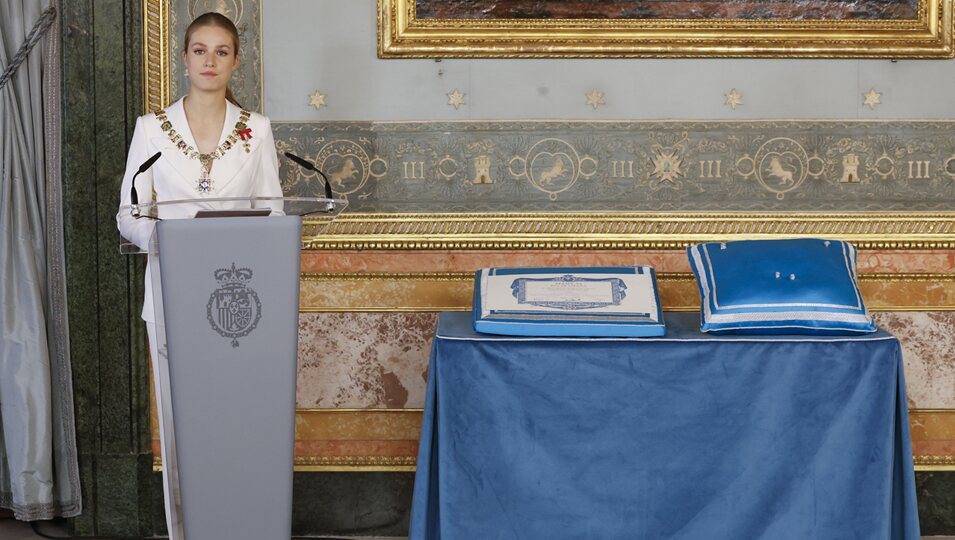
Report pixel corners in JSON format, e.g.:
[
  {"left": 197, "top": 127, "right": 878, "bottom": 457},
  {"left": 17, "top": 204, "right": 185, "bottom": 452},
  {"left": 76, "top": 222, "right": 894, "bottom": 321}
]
[{"left": 687, "top": 239, "right": 876, "bottom": 335}]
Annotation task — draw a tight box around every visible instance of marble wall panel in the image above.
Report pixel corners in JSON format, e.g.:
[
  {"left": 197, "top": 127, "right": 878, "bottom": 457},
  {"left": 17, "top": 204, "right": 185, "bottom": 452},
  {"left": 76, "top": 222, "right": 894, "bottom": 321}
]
[
  {"left": 294, "top": 440, "right": 419, "bottom": 459},
  {"left": 302, "top": 250, "right": 693, "bottom": 273},
  {"left": 302, "top": 249, "right": 955, "bottom": 274},
  {"left": 297, "top": 313, "right": 437, "bottom": 408},
  {"left": 857, "top": 250, "right": 955, "bottom": 273},
  {"left": 300, "top": 276, "right": 474, "bottom": 312},
  {"left": 863, "top": 279, "right": 955, "bottom": 311},
  {"left": 299, "top": 273, "right": 955, "bottom": 312},
  {"left": 874, "top": 312, "right": 955, "bottom": 409},
  {"left": 293, "top": 410, "right": 421, "bottom": 464},
  {"left": 910, "top": 411, "right": 955, "bottom": 460},
  {"left": 295, "top": 411, "right": 421, "bottom": 439},
  {"left": 298, "top": 311, "right": 955, "bottom": 410}
]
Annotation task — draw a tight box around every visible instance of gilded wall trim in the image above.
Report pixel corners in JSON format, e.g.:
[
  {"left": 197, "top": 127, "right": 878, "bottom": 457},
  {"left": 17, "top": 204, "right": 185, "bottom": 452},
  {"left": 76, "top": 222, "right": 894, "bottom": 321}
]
[
  {"left": 142, "top": 0, "right": 170, "bottom": 113},
  {"left": 915, "top": 456, "right": 955, "bottom": 469},
  {"left": 294, "top": 456, "right": 416, "bottom": 472},
  {"left": 304, "top": 213, "right": 955, "bottom": 251},
  {"left": 154, "top": 455, "right": 418, "bottom": 473}
]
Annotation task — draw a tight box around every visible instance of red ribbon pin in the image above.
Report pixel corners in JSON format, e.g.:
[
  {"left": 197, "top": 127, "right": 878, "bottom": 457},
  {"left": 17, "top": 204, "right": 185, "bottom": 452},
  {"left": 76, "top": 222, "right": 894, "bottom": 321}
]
[{"left": 237, "top": 128, "right": 252, "bottom": 141}]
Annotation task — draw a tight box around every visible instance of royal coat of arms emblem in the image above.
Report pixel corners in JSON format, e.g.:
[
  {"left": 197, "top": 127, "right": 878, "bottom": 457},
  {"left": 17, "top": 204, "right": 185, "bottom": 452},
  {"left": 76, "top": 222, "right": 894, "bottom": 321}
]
[{"left": 207, "top": 263, "right": 262, "bottom": 347}]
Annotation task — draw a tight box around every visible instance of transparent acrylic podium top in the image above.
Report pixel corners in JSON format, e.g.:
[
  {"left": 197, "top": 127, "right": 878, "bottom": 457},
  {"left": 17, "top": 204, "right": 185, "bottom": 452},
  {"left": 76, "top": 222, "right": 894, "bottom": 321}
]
[{"left": 118, "top": 196, "right": 347, "bottom": 254}]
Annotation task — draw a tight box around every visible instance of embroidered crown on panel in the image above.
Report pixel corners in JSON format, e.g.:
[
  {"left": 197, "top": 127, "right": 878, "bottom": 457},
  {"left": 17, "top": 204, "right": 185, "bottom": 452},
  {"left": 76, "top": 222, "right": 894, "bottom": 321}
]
[{"left": 215, "top": 263, "right": 253, "bottom": 287}]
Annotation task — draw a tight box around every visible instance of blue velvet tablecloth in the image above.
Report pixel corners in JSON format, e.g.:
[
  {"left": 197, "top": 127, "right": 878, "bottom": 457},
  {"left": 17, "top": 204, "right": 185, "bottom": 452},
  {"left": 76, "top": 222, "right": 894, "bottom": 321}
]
[{"left": 409, "top": 312, "right": 920, "bottom": 540}]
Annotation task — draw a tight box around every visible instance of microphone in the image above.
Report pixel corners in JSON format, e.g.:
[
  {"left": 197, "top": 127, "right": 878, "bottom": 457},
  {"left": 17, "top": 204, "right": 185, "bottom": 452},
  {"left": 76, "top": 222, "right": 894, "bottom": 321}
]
[
  {"left": 130, "top": 151, "right": 161, "bottom": 210},
  {"left": 284, "top": 152, "right": 333, "bottom": 200}
]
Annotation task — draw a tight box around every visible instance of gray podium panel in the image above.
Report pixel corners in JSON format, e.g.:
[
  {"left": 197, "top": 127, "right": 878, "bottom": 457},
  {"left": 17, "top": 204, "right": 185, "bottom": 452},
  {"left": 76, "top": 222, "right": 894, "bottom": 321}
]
[{"left": 157, "top": 216, "right": 301, "bottom": 540}]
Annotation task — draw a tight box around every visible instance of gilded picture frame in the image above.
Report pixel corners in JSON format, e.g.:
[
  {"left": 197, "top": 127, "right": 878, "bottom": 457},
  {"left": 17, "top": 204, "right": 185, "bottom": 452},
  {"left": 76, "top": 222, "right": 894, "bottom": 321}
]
[{"left": 378, "top": 0, "right": 955, "bottom": 58}]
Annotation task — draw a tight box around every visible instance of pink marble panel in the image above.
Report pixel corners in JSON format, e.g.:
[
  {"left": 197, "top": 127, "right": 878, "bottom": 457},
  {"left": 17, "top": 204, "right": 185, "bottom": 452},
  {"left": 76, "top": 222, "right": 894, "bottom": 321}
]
[
  {"left": 857, "top": 251, "right": 955, "bottom": 273},
  {"left": 298, "top": 311, "right": 955, "bottom": 411},
  {"left": 302, "top": 249, "right": 955, "bottom": 274},
  {"left": 302, "top": 250, "right": 692, "bottom": 273},
  {"left": 297, "top": 313, "right": 436, "bottom": 408},
  {"left": 873, "top": 312, "right": 955, "bottom": 409}
]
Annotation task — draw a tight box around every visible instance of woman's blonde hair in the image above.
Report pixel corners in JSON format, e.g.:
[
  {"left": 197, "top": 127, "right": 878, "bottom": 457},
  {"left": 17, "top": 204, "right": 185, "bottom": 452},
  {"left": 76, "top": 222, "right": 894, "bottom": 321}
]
[{"left": 184, "top": 12, "right": 242, "bottom": 107}]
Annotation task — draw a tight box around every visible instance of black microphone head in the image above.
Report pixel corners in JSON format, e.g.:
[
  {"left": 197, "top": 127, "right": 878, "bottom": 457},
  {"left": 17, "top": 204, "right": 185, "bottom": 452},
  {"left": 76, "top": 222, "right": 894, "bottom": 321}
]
[
  {"left": 284, "top": 152, "right": 315, "bottom": 171},
  {"left": 139, "top": 151, "right": 162, "bottom": 173}
]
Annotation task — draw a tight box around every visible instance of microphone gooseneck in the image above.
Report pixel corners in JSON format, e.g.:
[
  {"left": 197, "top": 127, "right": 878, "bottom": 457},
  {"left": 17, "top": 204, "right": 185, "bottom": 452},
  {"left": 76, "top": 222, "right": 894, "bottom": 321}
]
[
  {"left": 284, "top": 152, "right": 313, "bottom": 171},
  {"left": 131, "top": 151, "right": 162, "bottom": 212},
  {"left": 284, "top": 152, "right": 333, "bottom": 200}
]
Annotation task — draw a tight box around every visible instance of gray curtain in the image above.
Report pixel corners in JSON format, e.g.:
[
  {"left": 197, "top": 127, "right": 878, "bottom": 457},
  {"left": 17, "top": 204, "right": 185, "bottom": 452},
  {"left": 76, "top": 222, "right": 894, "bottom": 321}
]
[{"left": 0, "top": 0, "right": 81, "bottom": 520}]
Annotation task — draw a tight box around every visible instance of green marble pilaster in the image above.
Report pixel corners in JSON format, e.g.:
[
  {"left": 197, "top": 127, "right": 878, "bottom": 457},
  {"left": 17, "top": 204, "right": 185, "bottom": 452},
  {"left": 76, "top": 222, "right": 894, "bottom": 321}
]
[
  {"left": 61, "top": 0, "right": 98, "bottom": 465},
  {"left": 61, "top": 0, "right": 153, "bottom": 535}
]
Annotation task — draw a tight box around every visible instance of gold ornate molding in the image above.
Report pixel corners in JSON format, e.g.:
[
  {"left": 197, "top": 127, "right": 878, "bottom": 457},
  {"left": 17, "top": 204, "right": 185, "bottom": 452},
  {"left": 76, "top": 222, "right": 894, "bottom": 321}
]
[
  {"left": 304, "top": 213, "right": 955, "bottom": 251},
  {"left": 294, "top": 456, "right": 416, "bottom": 472},
  {"left": 153, "top": 454, "right": 417, "bottom": 473},
  {"left": 913, "top": 456, "right": 955, "bottom": 469},
  {"left": 142, "top": 0, "right": 170, "bottom": 112},
  {"left": 379, "top": 0, "right": 954, "bottom": 58},
  {"left": 866, "top": 273, "right": 955, "bottom": 282}
]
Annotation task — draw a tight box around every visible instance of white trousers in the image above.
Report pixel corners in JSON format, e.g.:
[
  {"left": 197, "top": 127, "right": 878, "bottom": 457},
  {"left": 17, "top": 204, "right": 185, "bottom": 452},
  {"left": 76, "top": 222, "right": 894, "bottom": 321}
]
[{"left": 147, "top": 322, "right": 185, "bottom": 540}]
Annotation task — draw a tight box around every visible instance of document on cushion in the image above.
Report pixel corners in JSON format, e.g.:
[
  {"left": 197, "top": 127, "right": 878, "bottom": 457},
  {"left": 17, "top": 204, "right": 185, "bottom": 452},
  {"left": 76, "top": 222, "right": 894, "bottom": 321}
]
[
  {"left": 687, "top": 239, "right": 877, "bottom": 335},
  {"left": 473, "top": 266, "right": 665, "bottom": 337}
]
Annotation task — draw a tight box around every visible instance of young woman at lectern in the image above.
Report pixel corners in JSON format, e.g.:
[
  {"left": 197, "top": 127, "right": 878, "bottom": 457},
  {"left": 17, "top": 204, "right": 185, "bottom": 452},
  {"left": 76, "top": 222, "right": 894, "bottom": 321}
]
[{"left": 115, "top": 12, "right": 282, "bottom": 538}]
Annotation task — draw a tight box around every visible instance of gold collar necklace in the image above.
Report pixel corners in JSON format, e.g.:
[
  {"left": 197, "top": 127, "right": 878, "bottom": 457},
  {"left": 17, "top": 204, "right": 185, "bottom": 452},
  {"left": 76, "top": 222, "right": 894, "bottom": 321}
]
[{"left": 155, "top": 107, "right": 252, "bottom": 193}]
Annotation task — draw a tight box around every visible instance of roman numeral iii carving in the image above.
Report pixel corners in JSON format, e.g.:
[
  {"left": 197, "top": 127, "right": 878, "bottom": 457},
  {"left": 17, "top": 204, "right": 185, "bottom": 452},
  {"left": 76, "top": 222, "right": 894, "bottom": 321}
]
[
  {"left": 907, "top": 160, "right": 931, "bottom": 179},
  {"left": 611, "top": 160, "right": 635, "bottom": 178},
  {"left": 403, "top": 161, "right": 426, "bottom": 179}
]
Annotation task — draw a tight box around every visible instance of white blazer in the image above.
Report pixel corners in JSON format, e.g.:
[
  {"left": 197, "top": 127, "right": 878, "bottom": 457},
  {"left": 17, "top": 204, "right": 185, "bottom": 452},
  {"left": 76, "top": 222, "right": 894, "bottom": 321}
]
[{"left": 116, "top": 97, "right": 284, "bottom": 322}]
